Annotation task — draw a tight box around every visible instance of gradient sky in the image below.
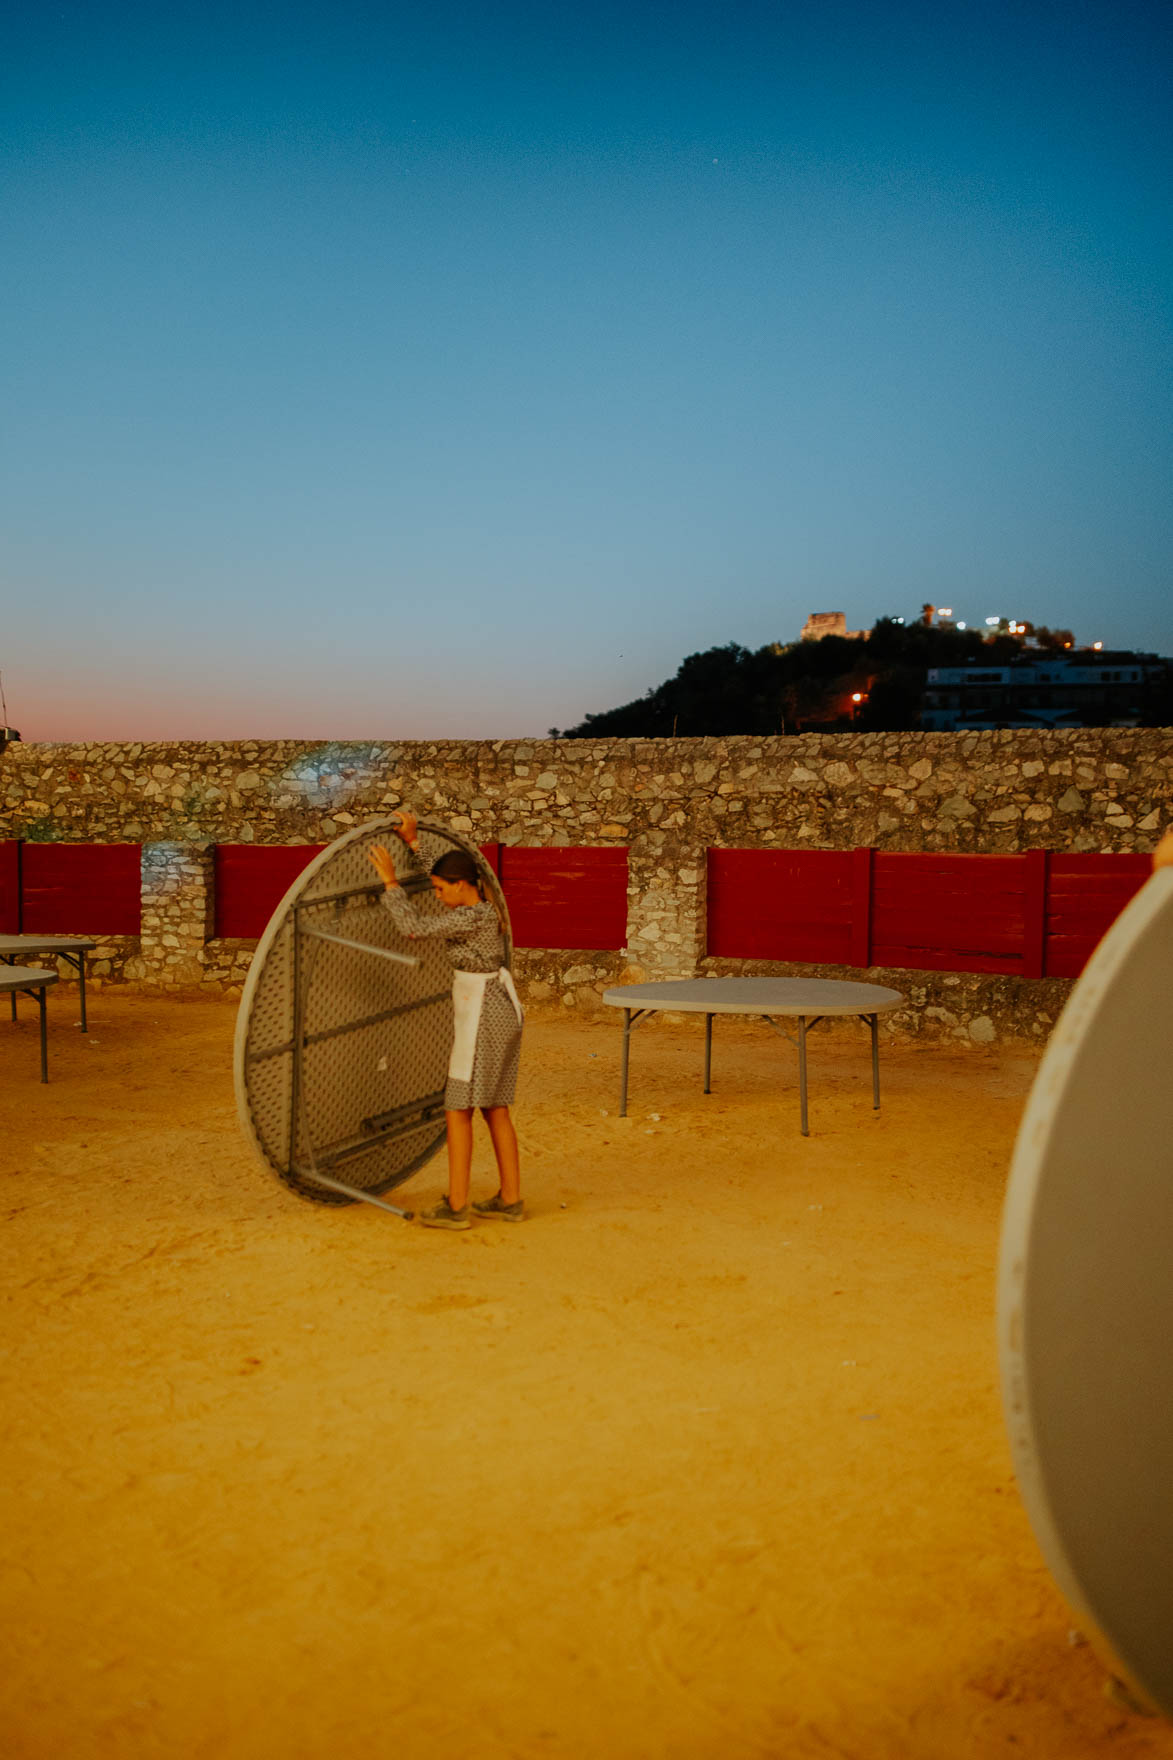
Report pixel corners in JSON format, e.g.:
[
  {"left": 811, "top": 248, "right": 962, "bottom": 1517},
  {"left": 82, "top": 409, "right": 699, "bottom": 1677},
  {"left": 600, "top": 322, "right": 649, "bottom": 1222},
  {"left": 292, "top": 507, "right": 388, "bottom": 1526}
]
[{"left": 3, "top": 0, "right": 1171, "bottom": 741}]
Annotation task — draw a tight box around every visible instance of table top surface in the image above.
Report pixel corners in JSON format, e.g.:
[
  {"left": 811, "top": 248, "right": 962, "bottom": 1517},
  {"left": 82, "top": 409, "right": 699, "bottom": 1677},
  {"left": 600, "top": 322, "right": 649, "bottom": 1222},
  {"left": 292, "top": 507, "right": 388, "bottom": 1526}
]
[
  {"left": 0, "top": 935, "right": 97, "bottom": 954},
  {"left": 0, "top": 966, "right": 59, "bottom": 991},
  {"left": 602, "top": 976, "right": 905, "bottom": 1016}
]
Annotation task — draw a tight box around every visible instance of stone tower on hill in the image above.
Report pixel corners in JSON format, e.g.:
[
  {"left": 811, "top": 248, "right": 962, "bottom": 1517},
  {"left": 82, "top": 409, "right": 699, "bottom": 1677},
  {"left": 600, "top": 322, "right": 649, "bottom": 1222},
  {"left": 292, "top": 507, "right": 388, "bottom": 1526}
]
[{"left": 800, "top": 611, "right": 865, "bottom": 642}]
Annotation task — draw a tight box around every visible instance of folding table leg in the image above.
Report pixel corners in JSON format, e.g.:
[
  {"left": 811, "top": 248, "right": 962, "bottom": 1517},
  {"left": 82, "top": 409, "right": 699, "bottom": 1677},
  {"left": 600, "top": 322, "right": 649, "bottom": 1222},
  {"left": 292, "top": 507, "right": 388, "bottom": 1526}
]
[
  {"left": 798, "top": 1015, "right": 809, "bottom": 1137},
  {"left": 77, "top": 955, "right": 88, "bottom": 1034},
  {"left": 620, "top": 1008, "right": 632, "bottom": 1117},
  {"left": 37, "top": 986, "right": 48, "bottom": 1083},
  {"left": 703, "top": 1013, "right": 713, "bottom": 1094},
  {"left": 870, "top": 1013, "right": 880, "bottom": 1109}
]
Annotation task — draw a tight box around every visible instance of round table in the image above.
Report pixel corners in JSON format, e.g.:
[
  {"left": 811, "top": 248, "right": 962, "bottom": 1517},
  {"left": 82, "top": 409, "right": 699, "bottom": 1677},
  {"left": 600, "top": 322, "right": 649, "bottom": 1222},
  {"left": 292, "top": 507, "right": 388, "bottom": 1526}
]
[{"left": 602, "top": 976, "right": 905, "bottom": 1136}]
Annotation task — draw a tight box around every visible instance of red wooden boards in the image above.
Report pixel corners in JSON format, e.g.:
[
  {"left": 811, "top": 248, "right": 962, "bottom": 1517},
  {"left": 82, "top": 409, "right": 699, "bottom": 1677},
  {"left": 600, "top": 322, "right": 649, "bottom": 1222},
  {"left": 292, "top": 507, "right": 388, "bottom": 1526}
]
[
  {"left": 1044, "top": 853, "right": 1153, "bottom": 977},
  {"left": 708, "top": 849, "right": 856, "bottom": 964},
  {"left": 0, "top": 837, "right": 1149, "bottom": 977},
  {"left": 0, "top": 842, "right": 20, "bottom": 933},
  {"left": 707, "top": 848, "right": 1149, "bottom": 979},
  {"left": 19, "top": 844, "right": 141, "bottom": 935},
  {"left": 870, "top": 852, "right": 1031, "bottom": 975},
  {"left": 214, "top": 845, "right": 326, "bottom": 937},
  {"left": 488, "top": 845, "right": 629, "bottom": 951},
  {"left": 216, "top": 842, "right": 629, "bottom": 951}
]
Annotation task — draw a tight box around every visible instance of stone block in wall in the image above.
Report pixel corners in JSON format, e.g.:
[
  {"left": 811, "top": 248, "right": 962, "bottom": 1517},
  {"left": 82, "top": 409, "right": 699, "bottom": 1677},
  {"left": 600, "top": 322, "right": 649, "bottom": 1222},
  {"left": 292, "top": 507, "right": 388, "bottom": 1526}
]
[
  {"left": 624, "top": 836, "right": 707, "bottom": 980},
  {"left": 135, "top": 842, "right": 214, "bottom": 989},
  {"left": 38, "top": 936, "right": 141, "bottom": 990},
  {"left": 512, "top": 948, "right": 627, "bottom": 1013},
  {"left": 199, "top": 937, "right": 262, "bottom": 997}
]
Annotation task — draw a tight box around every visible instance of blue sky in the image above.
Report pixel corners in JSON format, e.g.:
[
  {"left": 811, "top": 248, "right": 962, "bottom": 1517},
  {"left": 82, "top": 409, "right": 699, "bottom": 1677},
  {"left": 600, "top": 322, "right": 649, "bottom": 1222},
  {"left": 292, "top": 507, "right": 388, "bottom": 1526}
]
[{"left": 2, "top": 0, "right": 1171, "bottom": 739}]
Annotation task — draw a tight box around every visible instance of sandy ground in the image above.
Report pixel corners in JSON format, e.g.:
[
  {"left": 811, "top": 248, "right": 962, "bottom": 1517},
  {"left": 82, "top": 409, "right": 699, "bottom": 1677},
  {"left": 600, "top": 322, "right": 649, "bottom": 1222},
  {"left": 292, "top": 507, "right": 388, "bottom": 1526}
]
[{"left": 1, "top": 990, "right": 1171, "bottom": 1760}]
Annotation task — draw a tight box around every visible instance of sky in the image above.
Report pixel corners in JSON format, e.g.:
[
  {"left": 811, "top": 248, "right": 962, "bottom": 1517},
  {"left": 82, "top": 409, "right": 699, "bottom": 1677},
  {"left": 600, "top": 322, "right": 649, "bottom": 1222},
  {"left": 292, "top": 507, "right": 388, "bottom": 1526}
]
[{"left": 2, "top": 0, "right": 1171, "bottom": 740}]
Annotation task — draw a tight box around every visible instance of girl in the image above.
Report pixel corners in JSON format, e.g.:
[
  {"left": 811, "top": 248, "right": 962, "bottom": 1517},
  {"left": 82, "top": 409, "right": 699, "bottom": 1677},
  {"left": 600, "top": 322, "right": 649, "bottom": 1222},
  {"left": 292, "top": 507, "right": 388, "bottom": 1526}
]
[{"left": 369, "top": 812, "right": 524, "bottom": 1229}]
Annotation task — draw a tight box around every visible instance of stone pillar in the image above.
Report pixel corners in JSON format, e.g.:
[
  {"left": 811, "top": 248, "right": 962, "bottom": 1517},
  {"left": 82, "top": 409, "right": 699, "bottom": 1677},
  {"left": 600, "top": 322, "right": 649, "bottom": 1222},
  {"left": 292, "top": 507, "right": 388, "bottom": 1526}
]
[
  {"left": 624, "top": 834, "right": 707, "bottom": 980},
  {"left": 135, "top": 842, "right": 214, "bottom": 989}
]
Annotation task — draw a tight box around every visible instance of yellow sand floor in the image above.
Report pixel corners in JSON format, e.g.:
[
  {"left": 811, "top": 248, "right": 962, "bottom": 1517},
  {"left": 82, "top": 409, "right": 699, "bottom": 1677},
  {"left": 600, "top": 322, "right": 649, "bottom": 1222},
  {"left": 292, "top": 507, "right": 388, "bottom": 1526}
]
[{"left": 1, "top": 991, "right": 1170, "bottom": 1760}]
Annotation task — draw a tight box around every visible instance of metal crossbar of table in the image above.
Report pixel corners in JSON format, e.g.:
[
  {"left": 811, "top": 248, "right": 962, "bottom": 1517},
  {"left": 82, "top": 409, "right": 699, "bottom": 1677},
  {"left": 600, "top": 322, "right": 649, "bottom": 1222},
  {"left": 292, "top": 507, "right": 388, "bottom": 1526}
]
[
  {"left": 0, "top": 935, "right": 97, "bottom": 1032},
  {"left": 0, "top": 967, "right": 59, "bottom": 1082},
  {"left": 602, "top": 977, "right": 905, "bottom": 1136}
]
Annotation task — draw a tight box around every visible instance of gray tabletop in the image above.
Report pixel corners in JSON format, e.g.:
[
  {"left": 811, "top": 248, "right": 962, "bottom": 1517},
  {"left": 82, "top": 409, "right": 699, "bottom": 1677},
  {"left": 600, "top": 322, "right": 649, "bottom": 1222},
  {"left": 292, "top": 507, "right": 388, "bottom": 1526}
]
[
  {"left": 0, "top": 966, "right": 59, "bottom": 992},
  {"left": 602, "top": 977, "right": 905, "bottom": 1016},
  {"left": 0, "top": 935, "right": 98, "bottom": 955}
]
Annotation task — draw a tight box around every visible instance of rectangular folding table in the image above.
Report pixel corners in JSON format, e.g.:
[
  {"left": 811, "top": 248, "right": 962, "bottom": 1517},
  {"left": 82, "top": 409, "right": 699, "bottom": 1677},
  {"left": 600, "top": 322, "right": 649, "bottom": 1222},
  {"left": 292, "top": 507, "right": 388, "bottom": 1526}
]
[
  {"left": 0, "top": 967, "right": 59, "bottom": 1082},
  {"left": 0, "top": 935, "right": 97, "bottom": 1032}
]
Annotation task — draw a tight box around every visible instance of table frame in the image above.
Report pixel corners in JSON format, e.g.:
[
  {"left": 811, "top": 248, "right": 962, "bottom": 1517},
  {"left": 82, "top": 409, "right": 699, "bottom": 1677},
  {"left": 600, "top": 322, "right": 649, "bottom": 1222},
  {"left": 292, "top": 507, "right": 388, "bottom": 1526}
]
[
  {"left": 0, "top": 938, "right": 96, "bottom": 1032},
  {"left": 610, "top": 981, "right": 902, "bottom": 1136},
  {"left": 0, "top": 968, "right": 59, "bottom": 1082}
]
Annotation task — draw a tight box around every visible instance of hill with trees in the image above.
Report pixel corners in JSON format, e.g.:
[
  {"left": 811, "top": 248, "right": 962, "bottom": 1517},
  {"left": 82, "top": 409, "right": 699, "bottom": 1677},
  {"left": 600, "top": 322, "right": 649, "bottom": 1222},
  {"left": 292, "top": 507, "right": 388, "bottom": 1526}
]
[{"left": 552, "top": 617, "right": 1081, "bottom": 737}]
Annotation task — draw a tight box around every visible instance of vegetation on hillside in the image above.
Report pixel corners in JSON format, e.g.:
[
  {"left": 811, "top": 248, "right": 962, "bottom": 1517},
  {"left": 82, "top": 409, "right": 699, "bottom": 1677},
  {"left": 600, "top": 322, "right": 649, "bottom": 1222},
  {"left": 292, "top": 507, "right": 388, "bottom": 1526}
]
[{"left": 552, "top": 617, "right": 1057, "bottom": 738}]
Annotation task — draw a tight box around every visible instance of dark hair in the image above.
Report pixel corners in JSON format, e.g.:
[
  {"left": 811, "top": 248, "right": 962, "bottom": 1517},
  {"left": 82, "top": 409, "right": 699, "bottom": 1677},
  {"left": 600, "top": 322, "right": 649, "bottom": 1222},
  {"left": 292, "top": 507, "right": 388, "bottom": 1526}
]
[
  {"left": 430, "top": 847, "right": 507, "bottom": 935},
  {"left": 430, "top": 850, "right": 483, "bottom": 888}
]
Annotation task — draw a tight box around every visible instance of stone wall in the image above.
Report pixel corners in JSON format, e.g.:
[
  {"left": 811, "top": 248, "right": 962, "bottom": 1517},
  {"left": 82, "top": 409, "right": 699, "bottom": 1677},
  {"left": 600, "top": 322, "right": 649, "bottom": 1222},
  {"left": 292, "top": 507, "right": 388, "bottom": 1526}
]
[{"left": 2, "top": 729, "right": 1169, "bottom": 1036}]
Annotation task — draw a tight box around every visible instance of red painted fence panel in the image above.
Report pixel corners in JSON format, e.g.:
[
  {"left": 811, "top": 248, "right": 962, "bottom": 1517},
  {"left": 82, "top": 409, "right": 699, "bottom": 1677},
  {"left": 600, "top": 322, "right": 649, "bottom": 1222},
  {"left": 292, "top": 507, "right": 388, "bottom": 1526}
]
[
  {"left": 706, "top": 846, "right": 1151, "bottom": 981},
  {"left": 707, "top": 849, "right": 856, "bottom": 963},
  {"left": 1043, "top": 853, "right": 1150, "bottom": 978},
  {"left": 214, "top": 845, "right": 326, "bottom": 938},
  {"left": 0, "top": 841, "right": 20, "bottom": 933},
  {"left": 496, "top": 846, "right": 628, "bottom": 951},
  {"left": 20, "top": 843, "right": 142, "bottom": 935},
  {"left": 870, "top": 852, "right": 1031, "bottom": 975},
  {"left": 211, "top": 841, "right": 629, "bottom": 948}
]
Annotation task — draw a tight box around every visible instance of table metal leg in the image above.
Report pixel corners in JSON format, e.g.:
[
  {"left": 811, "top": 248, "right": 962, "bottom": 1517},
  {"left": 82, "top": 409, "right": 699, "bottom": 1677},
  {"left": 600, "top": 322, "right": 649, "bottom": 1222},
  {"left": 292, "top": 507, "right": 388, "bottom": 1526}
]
[
  {"left": 299, "top": 1164, "right": 416, "bottom": 1217},
  {"left": 704, "top": 1013, "right": 713, "bottom": 1094},
  {"left": 869, "top": 1013, "right": 880, "bottom": 1109},
  {"left": 798, "top": 1015, "right": 809, "bottom": 1136},
  {"left": 76, "top": 953, "right": 88, "bottom": 1033},
  {"left": 37, "top": 986, "right": 48, "bottom": 1082},
  {"left": 620, "top": 1008, "right": 632, "bottom": 1117}
]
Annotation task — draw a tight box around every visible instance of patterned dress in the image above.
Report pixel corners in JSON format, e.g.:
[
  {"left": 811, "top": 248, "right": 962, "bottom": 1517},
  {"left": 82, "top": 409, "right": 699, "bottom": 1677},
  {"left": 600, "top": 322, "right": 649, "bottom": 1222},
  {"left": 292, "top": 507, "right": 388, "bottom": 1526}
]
[{"left": 381, "top": 862, "right": 522, "bottom": 1110}]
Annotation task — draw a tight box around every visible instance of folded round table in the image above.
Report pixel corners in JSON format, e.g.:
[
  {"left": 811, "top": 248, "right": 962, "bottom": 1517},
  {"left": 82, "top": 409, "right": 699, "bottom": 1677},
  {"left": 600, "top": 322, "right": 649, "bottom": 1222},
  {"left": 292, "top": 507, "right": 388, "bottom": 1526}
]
[{"left": 602, "top": 976, "right": 905, "bottom": 1136}]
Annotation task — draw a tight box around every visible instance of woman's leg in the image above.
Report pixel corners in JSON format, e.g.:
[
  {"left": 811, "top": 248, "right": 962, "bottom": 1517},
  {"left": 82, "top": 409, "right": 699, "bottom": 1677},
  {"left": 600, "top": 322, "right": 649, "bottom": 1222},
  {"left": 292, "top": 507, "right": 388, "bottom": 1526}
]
[
  {"left": 445, "top": 1108, "right": 475, "bottom": 1210},
  {"left": 481, "top": 1106, "right": 521, "bottom": 1205}
]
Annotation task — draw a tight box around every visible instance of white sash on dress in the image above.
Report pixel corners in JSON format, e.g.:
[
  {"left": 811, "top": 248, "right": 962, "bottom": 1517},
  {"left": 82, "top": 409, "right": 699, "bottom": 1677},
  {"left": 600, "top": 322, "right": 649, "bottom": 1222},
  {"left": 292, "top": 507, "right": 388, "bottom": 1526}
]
[{"left": 449, "top": 967, "right": 524, "bottom": 1084}]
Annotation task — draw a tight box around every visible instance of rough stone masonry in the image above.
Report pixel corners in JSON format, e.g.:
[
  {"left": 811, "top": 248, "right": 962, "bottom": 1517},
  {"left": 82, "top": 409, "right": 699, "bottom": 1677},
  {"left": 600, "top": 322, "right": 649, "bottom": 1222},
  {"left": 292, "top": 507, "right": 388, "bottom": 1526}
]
[{"left": 2, "top": 727, "right": 1170, "bottom": 1040}]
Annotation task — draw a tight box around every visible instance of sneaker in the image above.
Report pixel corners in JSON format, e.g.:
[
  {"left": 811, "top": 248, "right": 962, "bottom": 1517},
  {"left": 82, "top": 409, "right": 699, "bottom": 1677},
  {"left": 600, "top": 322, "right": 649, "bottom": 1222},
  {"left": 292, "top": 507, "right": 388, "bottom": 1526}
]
[
  {"left": 418, "top": 1196, "right": 472, "bottom": 1230},
  {"left": 471, "top": 1191, "right": 525, "bottom": 1223}
]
